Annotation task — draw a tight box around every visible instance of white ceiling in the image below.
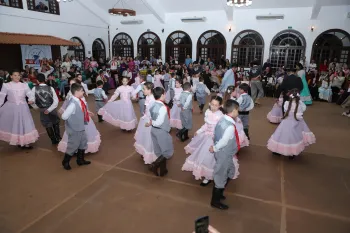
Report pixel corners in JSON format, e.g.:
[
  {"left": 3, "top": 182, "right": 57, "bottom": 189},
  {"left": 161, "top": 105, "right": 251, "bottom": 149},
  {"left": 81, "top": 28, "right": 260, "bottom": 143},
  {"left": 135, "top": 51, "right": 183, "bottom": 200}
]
[{"left": 94, "top": 0, "right": 350, "bottom": 15}]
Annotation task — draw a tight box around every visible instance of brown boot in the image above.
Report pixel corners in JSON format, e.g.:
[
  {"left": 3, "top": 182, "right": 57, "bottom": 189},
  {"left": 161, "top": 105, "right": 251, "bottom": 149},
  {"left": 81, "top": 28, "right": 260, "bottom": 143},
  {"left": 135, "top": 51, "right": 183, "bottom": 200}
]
[
  {"left": 149, "top": 156, "right": 164, "bottom": 176},
  {"left": 159, "top": 157, "right": 168, "bottom": 177}
]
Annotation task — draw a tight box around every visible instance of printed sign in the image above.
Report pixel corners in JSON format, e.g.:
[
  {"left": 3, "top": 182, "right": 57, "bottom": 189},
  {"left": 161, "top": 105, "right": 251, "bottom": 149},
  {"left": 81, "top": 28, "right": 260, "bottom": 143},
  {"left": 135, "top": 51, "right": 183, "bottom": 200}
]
[{"left": 21, "top": 45, "right": 52, "bottom": 69}]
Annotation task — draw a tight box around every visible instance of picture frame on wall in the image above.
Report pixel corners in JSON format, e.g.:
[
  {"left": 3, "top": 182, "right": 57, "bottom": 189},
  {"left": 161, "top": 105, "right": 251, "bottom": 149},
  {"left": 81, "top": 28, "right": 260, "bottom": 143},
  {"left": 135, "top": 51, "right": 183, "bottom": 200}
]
[
  {"left": 27, "top": 0, "right": 59, "bottom": 15},
  {"left": 0, "top": 0, "right": 23, "bottom": 9},
  {"left": 34, "top": 0, "right": 49, "bottom": 13}
]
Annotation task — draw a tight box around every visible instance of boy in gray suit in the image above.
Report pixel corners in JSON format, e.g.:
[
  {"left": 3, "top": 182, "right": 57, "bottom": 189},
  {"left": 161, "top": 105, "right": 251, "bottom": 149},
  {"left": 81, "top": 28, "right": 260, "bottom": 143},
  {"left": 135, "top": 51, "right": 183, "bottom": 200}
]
[
  {"left": 87, "top": 80, "right": 108, "bottom": 122},
  {"left": 209, "top": 99, "right": 240, "bottom": 210},
  {"left": 177, "top": 82, "right": 193, "bottom": 142},
  {"left": 61, "top": 83, "right": 92, "bottom": 170},
  {"left": 194, "top": 76, "right": 210, "bottom": 113},
  {"left": 237, "top": 83, "right": 254, "bottom": 140},
  {"left": 146, "top": 87, "right": 174, "bottom": 177}
]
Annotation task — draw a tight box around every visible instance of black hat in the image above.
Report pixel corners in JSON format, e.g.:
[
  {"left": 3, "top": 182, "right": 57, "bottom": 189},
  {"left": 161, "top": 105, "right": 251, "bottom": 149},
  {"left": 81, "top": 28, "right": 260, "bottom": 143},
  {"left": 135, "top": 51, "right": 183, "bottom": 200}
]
[{"left": 296, "top": 63, "right": 304, "bottom": 69}]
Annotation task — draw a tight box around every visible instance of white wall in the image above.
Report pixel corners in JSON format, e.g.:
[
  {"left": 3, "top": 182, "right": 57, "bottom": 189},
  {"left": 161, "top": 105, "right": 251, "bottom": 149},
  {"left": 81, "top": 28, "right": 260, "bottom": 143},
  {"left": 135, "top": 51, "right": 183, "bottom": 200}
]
[
  {"left": 110, "top": 5, "right": 350, "bottom": 63},
  {"left": 0, "top": 0, "right": 110, "bottom": 58}
]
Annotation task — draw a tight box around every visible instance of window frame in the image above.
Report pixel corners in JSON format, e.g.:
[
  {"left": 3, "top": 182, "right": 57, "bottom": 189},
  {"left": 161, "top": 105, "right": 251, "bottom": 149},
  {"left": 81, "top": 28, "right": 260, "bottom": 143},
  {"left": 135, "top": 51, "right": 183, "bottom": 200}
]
[{"left": 27, "top": 0, "right": 60, "bottom": 15}]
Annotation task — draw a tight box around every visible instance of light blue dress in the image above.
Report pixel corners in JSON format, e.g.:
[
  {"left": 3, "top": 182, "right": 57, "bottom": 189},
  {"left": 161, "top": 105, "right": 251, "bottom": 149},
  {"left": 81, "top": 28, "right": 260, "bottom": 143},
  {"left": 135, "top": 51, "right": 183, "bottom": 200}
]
[{"left": 297, "top": 70, "right": 312, "bottom": 105}]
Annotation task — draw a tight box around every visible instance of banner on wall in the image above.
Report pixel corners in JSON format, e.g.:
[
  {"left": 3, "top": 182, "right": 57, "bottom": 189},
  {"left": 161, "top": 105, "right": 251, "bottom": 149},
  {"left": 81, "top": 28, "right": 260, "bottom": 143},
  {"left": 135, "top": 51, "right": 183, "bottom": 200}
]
[{"left": 20, "top": 45, "right": 52, "bottom": 69}]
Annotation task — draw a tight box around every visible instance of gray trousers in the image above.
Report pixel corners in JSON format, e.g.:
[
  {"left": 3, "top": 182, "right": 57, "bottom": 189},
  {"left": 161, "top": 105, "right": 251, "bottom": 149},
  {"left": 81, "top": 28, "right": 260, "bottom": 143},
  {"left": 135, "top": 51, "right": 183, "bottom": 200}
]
[
  {"left": 66, "top": 130, "right": 88, "bottom": 156},
  {"left": 39, "top": 109, "right": 60, "bottom": 128},
  {"left": 213, "top": 151, "right": 235, "bottom": 189},
  {"left": 196, "top": 95, "right": 206, "bottom": 105},
  {"left": 250, "top": 80, "right": 264, "bottom": 101},
  {"left": 151, "top": 127, "right": 174, "bottom": 159},
  {"left": 164, "top": 81, "right": 169, "bottom": 92},
  {"left": 138, "top": 99, "right": 146, "bottom": 115},
  {"left": 95, "top": 101, "right": 105, "bottom": 113},
  {"left": 239, "top": 114, "right": 249, "bottom": 129},
  {"left": 180, "top": 109, "right": 193, "bottom": 130}
]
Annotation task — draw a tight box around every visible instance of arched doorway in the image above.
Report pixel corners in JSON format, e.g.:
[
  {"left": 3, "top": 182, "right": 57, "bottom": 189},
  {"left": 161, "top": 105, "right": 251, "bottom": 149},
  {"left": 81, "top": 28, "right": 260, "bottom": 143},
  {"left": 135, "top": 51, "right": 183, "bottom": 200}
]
[
  {"left": 112, "top": 33, "right": 134, "bottom": 58},
  {"left": 137, "top": 32, "right": 161, "bottom": 61},
  {"left": 231, "top": 30, "right": 264, "bottom": 67},
  {"left": 166, "top": 31, "right": 192, "bottom": 64},
  {"left": 92, "top": 38, "right": 106, "bottom": 61},
  {"left": 68, "top": 37, "right": 85, "bottom": 61},
  {"left": 311, "top": 29, "right": 350, "bottom": 66},
  {"left": 269, "top": 30, "right": 306, "bottom": 70},
  {"left": 197, "top": 30, "right": 226, "bottom": 65}
]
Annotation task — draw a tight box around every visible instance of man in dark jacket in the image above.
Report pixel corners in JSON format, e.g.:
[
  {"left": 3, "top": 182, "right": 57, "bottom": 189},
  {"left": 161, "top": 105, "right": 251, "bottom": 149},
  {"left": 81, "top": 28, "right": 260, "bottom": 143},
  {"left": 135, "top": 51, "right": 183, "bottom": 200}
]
[{"left": 276, "top": 68, "right": 303, "bottom": 114}]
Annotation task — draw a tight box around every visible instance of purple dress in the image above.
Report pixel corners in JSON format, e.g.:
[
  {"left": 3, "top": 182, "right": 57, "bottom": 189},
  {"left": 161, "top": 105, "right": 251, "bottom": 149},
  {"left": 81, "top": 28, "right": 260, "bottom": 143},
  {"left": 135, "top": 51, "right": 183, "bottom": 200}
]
[
  {"left": 267, "top": 101, "right": 316, "bottom": 156},
  {"left": 0, "top": 82, "right": 39, "bottom": 146},
  {"left": 134, "top": 94, "right": 157, "bottom": 164},
  {"left": 98, "top": 85, "right": 137, "bottom": 130},
  {"left": 57, "top": 96, "right": 101, "bottom": 154},
  {"left": 267, "top": 97, "right": 283, "bottom": 124},
  {"left": 170, "top": 87, "right": 183, "bottom": 129}
]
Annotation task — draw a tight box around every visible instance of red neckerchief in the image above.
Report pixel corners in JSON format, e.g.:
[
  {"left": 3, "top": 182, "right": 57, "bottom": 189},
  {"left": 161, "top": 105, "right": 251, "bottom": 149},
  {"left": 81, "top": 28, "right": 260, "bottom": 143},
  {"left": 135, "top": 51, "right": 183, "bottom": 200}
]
[
  {"left": 160, "top": 100, "right": 170, "bottom": 119},
  {"left": 227, "top": 115, "right": 240, "bottom": 151},
  {"left": 79, "top": 98, "right": 90, "bottom": 123}
]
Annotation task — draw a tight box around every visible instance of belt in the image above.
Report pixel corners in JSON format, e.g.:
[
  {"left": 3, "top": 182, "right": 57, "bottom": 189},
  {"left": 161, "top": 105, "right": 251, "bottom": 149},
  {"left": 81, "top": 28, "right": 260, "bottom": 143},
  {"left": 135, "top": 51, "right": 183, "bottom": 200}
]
[
  {"left": 139, "top": 97, "right": 145, "bottom": 99},
  {"left": 152, "top": 126, "right": 161, "bottom": 129},
  {"left": 239, "top": 111, "right": 250, "bottom": 115},
  {"left": 95, "top": 100, "right": 104, "bottom": 102}
]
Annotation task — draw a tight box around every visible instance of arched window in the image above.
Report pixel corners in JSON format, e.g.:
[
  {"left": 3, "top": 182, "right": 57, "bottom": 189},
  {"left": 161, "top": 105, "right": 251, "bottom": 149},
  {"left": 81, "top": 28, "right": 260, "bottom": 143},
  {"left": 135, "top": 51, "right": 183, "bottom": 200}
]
[
  {"left": 232, "top": 30, "right": 264, "bottom": 67},
  {"left": 92, "top": 38, "right": 106, "bottom": 61},
  {"left": 269, "top": 30, "right": 306, "bottom": 71},
  {"left": 68, "top": 37, "right": 85, "bottom": 61},
  {"left": 197, "top": 30, "right": 226, "bottom": 64},
  {"left": 137, "top": 32, "right": 161, "bottom": 60},
  {"left": 311, "top": 29, "right": 350, "bottom": 66},
  {"left": 112, "top": 33, "right": 134, "bottom": 58},
  {"left": 166, "top": 31, "right": 192, "bottom": 64}
]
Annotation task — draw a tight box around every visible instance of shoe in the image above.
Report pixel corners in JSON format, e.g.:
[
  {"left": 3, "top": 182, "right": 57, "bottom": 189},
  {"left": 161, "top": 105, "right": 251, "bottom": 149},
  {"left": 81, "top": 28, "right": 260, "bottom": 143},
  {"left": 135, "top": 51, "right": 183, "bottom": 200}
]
[
  {"left": 62, "top": 154, "right": 72, "bottom": 170},
  {"left": 210, "top": 187, "right": 229, "bottom": 210},
  {"left": 52, "top": 123, "right": 62, "bottom": 142},
  {"left": 177, "top": 128, "right": 185, "bottom": 140},
  {"left": 243, "top": 128, "right": 250, "bottom": 140},
  {"left": 181, "top": 129, "right": 189, "bottom": 142},
  {"left": 288, "top": 155, "right": 296, "bottom": 160},
  {"left": 98, "top": 114, "right": 104, "bottom": 122},
  {"left": 149, "top": 155, "right": 164, "bottom": 176},
  {"left": 159, "top": 157, "right": 168, "bottom": 177},
  {"left": 200, "top": 180, "right": 212, "bottom": 187},
  {"left": 76, "top": 149, "right": 91, "bottom": 166},
  {"left": 18, "top": 145, "right": 33, "bottom": 149},
  {"left": 273, "top": 152, "right": 281, "bottom": 156},
  {"left": 46, "top": 127, "right": 58, "bottom": 145}
]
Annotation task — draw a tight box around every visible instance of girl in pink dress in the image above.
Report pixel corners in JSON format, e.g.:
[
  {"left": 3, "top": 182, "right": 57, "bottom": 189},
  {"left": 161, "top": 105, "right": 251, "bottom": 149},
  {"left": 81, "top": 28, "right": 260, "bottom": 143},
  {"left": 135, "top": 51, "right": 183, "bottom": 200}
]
[
  {"left": 132, "top": 72, "right": 141, "bottom": 89},
  {"left": 98, "top": 77, "right": 137, "bottom": 131},
  {"left": 170, "top": 79, "right": 183, "bottom": 129},
  {"left": 134, "top": 82, "right": 158, "bottom": 164},
  {"left": 267, "top": 96, "right": 284, "bottom": 124},
  {"left": 0, "top": 70, "right": 39, "bottom": 148},
  {"left": 58, "top": 79, "right": 101, "bottom": 154},
  {"left": 267, "top": 89, "right": 316, "bottom": 159},
  {"left": 153, "top": 70, "right": 164, "bottom": 88},
  {"left": 182, "top": 96, "right": 240, "bottom": 186}
]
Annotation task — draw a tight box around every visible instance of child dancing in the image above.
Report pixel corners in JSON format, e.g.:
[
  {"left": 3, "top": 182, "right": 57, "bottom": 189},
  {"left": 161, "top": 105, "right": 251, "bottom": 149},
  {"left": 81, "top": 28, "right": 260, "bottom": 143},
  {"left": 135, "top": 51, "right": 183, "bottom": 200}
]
[
  {"left": 193, "top": 76, "right": 210, "bottom": 114},
  {"left": 267, "top": 89, "right": 316, "bottom": 159},
  {"left": 177, "top": 82, "right": 193, "bottom": 142},
  {"left": 267, "top": 95, "right": 283, "bottom": 124},
  {"left": 169, "top": 78, "right": 183, "bottom": 129}
]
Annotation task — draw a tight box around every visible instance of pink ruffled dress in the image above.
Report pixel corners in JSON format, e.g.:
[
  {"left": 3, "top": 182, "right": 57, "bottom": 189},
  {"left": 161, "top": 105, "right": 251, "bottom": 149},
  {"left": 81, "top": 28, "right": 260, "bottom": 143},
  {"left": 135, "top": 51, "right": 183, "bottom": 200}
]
[
  {"left": 182, "top": 109, "right": 240, "bottom": 180},
  {"left": 153, "top": 74, "right": 164, "bottom": 88},
  {"left": 132, "top": 76, "right": 140, "bottom": 90},
  {"left": 0, "top": 82, "right": 39, "bottom": 146},
  {"left": 98, "top": 85, "right": 137, "bottom": 130},
  {"left": 170, "top": 87, "right": 183, "bottom": 129},
  {"left": 267, "top": 97, "right": 283, "bottom": 124},
  {"left": 267, "top": 101, "right": 316, "bottom": 156},
  {"left": 134, "top": 94, "right": 158, "bottom": 164},
  {"left": 235, "top": 117, "right": 250, "bottom": 148},
  {"left": 57, "top": 96, "right": 101, "bottom": 154}
]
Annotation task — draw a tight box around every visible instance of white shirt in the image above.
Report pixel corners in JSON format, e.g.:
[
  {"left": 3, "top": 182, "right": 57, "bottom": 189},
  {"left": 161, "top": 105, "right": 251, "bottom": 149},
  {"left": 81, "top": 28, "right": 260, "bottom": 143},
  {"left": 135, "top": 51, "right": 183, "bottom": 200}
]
[
  {"left": 151, "top": 100, "right": 167, "bottom": 127},
  {"left": 146, "top": 75, "right": 154, "bottom": 83},
  {"left": 182, "top": 91, "right": 193, "bottom": 109},
  {"left": 61, "top": 96, "right": 84, "bottom": 120},
  {"left": 31, "top": 84, "right": 58, "bottom": 112},
  {"left": 132, "top": 81, "right": 145, "bottom": 98},
  {"left": 38, "top": 66, "right": 54, "bottom": 80},
  {"left": 87, "top": 88, "right": 107, "bottom": 100},
  {"left": 236, "top": 93, "right": 254, "bottom": 111},
  {"left": 169, "top": 78, "right": 176, "bottom": 90},
  {"left": 82, "top": 82, "right": 89, "bottom": 96},
  {"left": 213, "top": 115, "right": 235, "bottom": 152}
]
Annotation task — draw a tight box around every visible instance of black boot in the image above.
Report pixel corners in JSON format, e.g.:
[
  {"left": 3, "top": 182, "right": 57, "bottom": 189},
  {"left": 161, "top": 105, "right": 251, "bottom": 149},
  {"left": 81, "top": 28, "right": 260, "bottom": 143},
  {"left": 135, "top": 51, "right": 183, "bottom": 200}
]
[
  {"left": 243, "top": 128, "right": 250, "bottom": 140},
  {"left": 149, "top": 155, "right": 164, "bottom": 176},
  {"left": 181, "top": 129, "right": 189, "bottom": 142},
  {"left": 97, "top": 114, "right": 104, "bottom": 122},
  {"left": 159, "top": 157, "right": 168, "bottom": 177},
  {"left": 210, "top": 186, "right": 229, "bottom": 210},
  {"left": 62, "top": 154, "right": 72, "bottom": 170},
  {"left": 76, "top": 149, "right": 91, "bottom": 166},
  {"left": 199, "top": 104, "right": 204, "bottom": 113},
  {"left": 176, "top": 128, "right": 185, "bottom": 140},
  {"left": 53, "top": 123, "right": 61, "bottom": 142},
  {"left": 46, "top": 127, "right": 58, "bottom": 144}
]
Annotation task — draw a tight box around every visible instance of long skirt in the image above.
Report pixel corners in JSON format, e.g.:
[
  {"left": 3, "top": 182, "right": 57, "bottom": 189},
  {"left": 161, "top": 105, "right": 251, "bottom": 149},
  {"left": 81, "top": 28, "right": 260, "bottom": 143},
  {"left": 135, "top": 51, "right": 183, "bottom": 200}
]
[{"left": 134, "top": 115, "right": 157, "bottom": 164}]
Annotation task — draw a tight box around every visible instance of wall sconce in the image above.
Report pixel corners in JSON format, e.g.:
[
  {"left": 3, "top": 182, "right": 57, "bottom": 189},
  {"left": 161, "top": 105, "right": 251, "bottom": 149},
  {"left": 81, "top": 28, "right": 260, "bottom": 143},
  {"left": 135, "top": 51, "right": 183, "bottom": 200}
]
[
  {"left": 311, "top": 26, "right": 315, "bottom": 32},
  {"left": 162, "top": 29, "right": 164, "bottom": 33},
  {"left": 229, "top": 26, "right": 232, "bottom": 32}
]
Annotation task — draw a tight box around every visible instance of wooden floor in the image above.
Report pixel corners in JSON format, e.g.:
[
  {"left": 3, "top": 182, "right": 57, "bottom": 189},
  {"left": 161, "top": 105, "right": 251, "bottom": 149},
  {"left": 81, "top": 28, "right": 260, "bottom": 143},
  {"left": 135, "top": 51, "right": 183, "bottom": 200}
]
[{"left": 0, "top": 96, "right": 350, "bottom": 233}]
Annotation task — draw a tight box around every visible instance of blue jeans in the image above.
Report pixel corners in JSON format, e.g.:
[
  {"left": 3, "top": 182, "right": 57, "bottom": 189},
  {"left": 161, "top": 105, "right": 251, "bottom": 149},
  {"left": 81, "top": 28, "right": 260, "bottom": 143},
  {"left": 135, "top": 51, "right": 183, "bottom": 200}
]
[{"left": 60, "top": 80, "right": 68, "bottom": 95}]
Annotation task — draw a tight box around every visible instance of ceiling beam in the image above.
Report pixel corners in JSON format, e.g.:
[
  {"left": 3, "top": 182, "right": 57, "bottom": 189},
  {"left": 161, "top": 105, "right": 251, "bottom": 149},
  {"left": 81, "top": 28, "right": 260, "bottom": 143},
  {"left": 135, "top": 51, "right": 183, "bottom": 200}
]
[
  {"left": 140, "top": 0, "right": 165, "bottom": 24},
  {"left": 310, "top": 0, "right": 322, "bottom": 20},
  {"left": 221, "top": 0, "right": 233, "bottom": 21}
]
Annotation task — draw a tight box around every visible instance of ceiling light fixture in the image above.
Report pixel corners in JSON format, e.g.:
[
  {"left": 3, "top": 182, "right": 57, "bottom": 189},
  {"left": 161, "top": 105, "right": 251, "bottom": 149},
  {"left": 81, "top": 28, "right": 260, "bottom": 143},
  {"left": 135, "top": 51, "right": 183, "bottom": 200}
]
[
  {"left": 227, "top": 0, "right": 252, "bottom": 7},
  {"left": 109, "top": 0, "right": 136, "bottom": 16}
]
